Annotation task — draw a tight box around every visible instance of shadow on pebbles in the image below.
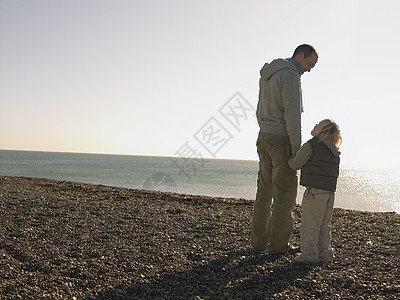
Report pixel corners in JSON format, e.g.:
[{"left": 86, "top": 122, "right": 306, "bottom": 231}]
[{"left": 0, "top": 175, "right": 399, "bottom": 299}]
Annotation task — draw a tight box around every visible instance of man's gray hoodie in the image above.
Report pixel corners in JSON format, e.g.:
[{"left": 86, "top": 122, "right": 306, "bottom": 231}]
[{"left": 256, "top": 59, "right": 302, "bottom": 154}]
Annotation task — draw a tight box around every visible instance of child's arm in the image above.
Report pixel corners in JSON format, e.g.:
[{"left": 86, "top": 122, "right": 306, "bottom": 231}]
[{"left": 288, "top": 142, "right": 313, "bottom": 170}]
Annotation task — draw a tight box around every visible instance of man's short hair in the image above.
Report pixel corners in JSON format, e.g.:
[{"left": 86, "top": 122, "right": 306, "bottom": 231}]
[{"left": 292, "top": 44, "right": 318, "bottom": 59}]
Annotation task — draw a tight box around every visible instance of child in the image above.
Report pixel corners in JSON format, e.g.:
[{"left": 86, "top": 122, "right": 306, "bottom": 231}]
[{"left": 288, "top": 119, "right": 342, "bottom": 263}]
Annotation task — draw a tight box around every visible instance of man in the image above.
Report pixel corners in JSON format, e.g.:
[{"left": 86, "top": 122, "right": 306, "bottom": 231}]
[{"left": 251, "top": 44, "right": 318, "bottom": 254}]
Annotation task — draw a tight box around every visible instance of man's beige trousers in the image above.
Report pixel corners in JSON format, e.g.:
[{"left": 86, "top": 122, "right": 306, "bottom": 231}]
[{"left": 251, "top": 133, "right": 297, "bottom": 254}]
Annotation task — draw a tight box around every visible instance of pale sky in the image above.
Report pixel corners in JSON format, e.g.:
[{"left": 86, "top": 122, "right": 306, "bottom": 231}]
[{"left": 1, "top": 0, "right": 399, "bottom": 171}]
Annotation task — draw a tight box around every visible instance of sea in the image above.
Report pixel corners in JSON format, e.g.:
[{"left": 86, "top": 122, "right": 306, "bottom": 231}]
[{"left": 0, "top": 150, "right": 399, "bottom": 213}]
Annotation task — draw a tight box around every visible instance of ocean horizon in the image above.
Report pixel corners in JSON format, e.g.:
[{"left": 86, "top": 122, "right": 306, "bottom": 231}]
[{"left": 0, "top": 149, "right": 399, "bottom": 213}]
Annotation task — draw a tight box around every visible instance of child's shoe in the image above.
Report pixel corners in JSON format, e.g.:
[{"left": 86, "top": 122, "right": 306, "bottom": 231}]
[
  {"left": 294, "top": 253, "right": 318, "bottom": 264},
  {"left": 294, "top": 253, "right": 304, "bottom": 264}
]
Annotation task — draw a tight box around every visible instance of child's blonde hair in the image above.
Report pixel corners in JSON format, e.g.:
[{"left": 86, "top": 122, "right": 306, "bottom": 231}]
[{"left": 317, "top": 119, "right": 342, "bottom": 146}]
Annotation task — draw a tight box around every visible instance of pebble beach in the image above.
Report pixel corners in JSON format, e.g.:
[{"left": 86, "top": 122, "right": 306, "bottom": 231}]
[{"left": 0, "top": 175, "right": 399, "bottom": 299}]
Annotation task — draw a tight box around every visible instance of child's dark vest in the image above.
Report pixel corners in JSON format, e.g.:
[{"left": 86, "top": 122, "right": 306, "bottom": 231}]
[{"left": 300, "top": 137, "right": 340, "bottom": 192}]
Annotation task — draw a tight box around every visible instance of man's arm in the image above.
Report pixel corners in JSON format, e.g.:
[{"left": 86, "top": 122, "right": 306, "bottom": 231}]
[{"left": 281, "top": 71, "right": 302, "bottom": 154}]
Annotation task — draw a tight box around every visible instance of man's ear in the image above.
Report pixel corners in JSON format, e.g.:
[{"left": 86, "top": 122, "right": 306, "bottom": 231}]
[{"left": 293, "top": 52, "right": 304, "bottom": 63}]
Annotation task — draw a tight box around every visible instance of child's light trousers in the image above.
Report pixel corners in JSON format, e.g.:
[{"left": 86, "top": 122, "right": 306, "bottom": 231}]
[{"left": 300, "top": 187, "right": 335, "bottom": 263}]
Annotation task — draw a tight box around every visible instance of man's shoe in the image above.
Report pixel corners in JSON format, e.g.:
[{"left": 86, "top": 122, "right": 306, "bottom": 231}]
[{"left": 288, "top": 246, "right": 301, "bottom": 255}]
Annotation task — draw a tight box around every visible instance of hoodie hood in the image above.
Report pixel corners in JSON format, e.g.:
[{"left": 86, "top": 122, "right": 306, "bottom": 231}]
[
  {"left": 260, "top": 59, "right": 299, "bottom": 81},
  {"left": 322, "top": 139, "right": 341, "bottom": 158}
]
